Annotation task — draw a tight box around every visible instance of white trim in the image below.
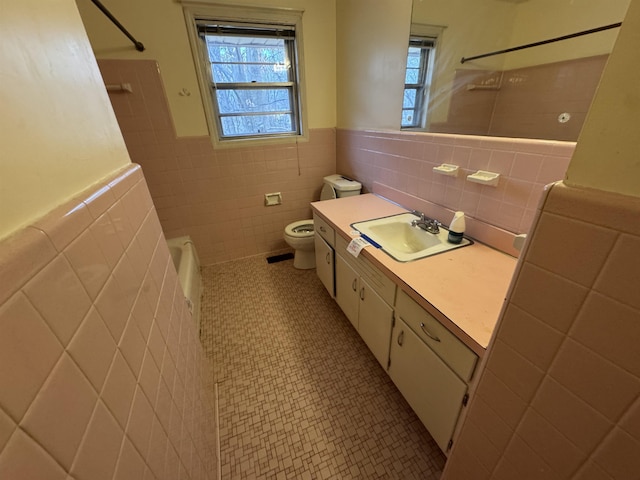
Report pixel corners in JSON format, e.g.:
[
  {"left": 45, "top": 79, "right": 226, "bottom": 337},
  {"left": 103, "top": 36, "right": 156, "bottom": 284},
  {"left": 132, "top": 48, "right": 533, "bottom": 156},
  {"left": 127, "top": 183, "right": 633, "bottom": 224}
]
[{"left": 182, "top": 2, "right": 309, "bottom": 148}]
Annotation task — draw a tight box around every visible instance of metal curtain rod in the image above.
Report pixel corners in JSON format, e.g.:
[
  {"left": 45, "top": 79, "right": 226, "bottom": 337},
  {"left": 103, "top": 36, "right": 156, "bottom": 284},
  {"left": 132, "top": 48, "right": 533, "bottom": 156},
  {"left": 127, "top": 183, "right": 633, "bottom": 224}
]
[
  {"left": 460, "top": 22, "right": 621, "bottom": 64},
  {"left": 89, "top": 0, "right": 145, "bottom": 52}
]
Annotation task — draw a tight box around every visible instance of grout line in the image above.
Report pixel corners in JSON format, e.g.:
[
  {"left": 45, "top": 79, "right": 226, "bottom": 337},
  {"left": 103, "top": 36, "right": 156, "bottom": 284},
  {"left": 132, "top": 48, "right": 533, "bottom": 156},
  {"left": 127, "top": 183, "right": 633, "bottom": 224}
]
[{"left": 214, "top": 381, "right": 221, "bottom": 480}]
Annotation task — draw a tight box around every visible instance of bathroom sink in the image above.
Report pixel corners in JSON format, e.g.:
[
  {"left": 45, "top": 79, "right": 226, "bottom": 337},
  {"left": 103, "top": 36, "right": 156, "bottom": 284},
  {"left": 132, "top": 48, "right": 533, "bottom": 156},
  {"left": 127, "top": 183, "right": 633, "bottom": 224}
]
[{"left": 351, "top": 213, "right": 472, "bottom": 262}]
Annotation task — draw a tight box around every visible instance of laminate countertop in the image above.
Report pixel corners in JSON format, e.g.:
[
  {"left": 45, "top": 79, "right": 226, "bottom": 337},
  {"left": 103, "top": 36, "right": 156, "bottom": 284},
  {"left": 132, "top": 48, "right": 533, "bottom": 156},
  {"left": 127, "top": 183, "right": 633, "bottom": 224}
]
[{"left": 311, "top": 194, "right": 518, "bottom": 356}]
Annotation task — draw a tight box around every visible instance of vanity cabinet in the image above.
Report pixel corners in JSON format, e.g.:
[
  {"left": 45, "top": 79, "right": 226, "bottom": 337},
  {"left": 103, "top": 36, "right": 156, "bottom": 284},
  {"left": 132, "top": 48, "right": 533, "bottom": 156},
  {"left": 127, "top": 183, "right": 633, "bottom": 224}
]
[
  {"left": 314, "top": 214, "right": 335, "bottom": 297},
  {"left": 389, "top": 290, "right": 479, "bottom": 453},
  {"left": 335, "top": 237, "right": 396, "bottom": 369}
]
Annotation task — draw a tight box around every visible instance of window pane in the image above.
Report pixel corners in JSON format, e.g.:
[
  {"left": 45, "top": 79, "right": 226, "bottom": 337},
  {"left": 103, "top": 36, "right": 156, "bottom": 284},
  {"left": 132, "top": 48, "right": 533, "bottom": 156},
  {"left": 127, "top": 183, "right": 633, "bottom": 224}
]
[
  {"left": 216, "top": 88, "right": 291, "bottom": 114},
  {"left": 401, "top": 110, "right": 416, "bottom": 127},
  {"left": 220, "top": 114, "right": 294, "bottom": 136},
  {"left": 406, "top": 47, "right": 422, "bottom": 68},
  {"left": 205, "top": 35, "right": 290, "bottom": 83},
  {"left": 405, "top": 68, "right": 420, "bottom": 84},
  {"left": 403, "top": 89, "right": 417, "bottom": 109}
]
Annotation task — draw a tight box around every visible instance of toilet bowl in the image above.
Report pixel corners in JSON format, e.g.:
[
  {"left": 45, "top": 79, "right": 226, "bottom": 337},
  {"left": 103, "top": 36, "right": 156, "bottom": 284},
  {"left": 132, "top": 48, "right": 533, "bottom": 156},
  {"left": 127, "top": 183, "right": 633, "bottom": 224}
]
[
  {"left": 284, "top": 175, "right": 362, "bottom": 270},
  {"left": 283, "top": 220, "right": 315, "bottom": 269}
]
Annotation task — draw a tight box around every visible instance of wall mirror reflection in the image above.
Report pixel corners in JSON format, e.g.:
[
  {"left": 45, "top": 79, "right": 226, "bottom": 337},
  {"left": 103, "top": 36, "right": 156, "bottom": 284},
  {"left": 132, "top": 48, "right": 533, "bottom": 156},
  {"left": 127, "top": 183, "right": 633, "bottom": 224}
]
[{"left": 406, "top": 0, "right": 631, "bottom": 141}]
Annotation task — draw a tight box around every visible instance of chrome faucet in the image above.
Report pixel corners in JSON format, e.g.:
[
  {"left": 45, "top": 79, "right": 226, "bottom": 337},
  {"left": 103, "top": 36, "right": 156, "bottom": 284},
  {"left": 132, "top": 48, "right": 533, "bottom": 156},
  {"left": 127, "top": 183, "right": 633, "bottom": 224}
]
[{"left": 411, "top": 211, "right": 440, "bottom": 234}]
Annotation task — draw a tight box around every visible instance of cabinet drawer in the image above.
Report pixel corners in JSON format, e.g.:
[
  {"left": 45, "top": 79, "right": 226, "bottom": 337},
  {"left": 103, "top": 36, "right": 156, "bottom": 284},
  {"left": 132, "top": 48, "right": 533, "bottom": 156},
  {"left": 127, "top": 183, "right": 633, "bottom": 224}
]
[
  {"left": 395, "top": 290, "right": 478, "bottom": 382},
  {"left": 336, "top": 236, "right": 396, "bottom": 306},
  {"left": 313, "top": 214, "right": 335, "bottom": 247}
]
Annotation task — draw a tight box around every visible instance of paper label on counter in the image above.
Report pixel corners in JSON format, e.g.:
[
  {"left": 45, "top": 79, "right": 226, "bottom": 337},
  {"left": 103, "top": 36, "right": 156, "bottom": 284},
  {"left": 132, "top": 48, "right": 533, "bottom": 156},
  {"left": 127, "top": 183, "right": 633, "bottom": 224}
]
[{"left": 347, "top": 237, "right": 370, "bottom": 258}]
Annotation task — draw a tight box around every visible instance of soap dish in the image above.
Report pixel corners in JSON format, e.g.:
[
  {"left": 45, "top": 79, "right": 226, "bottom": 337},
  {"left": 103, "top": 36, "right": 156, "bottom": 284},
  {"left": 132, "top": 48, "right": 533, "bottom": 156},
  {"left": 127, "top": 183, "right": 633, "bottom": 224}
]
[
  {"left": 433, "top": 164, "right": 459, "bottom": 177},
  {"left": 467, "top": 170, "right": 500, "bottom": 187}
]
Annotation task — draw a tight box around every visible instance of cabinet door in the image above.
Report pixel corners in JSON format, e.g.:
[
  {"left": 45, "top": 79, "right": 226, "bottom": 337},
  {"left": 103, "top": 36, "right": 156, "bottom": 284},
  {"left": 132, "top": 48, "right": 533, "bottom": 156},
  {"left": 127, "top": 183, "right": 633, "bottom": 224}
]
[
  {"left": 314, "top": 234, "right": 334, "bottom": 297},
  {"left": 358, "top": 277, "right": 394, "bottom": 369},
  {"left": 389, "top": 318, "right": 467, "bottom": 453},
  {"left": 335, "top": 254, "right": 360, "bottom": 329}
]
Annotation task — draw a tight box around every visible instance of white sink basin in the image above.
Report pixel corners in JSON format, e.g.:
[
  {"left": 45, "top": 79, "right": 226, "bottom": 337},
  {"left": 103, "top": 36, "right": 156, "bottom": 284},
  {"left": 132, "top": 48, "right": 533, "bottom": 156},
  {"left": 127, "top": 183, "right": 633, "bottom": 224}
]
[{"left": 351, "top": 213, "right": 472, "bottom": 262}]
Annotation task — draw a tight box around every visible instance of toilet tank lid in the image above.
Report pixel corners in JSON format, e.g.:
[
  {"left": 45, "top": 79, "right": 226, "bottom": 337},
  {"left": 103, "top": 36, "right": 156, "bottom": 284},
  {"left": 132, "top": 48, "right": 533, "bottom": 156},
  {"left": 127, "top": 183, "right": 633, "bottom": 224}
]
[{"left": 323, "top": 174, "right": 361, "bottom": 192}]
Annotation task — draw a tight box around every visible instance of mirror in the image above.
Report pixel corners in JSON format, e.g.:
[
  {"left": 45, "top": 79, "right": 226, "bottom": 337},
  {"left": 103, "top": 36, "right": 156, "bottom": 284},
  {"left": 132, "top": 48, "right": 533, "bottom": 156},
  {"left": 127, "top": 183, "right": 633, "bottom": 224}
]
[{"left": 409, "top": 0, "right": 630, "bottom": 141}]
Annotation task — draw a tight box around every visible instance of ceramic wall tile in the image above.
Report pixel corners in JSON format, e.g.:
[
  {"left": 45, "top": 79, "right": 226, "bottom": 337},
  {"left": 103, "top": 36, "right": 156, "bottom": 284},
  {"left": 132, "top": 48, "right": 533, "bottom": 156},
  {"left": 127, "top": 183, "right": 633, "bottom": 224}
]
[
  {"left": 337, "top": 129, "right": 573, "bottom": 250},
  {"left": 0, "top": 429, "right": 67, "bottom": 480},
  {"left": 517, "top": 408, "right": 586, "bottom": 477},
  {"left": 0, "top": 164, "right": 216, "bottom": 479},
  {"left": 0, "top": 293, "right": 63, "bottom": 421},
  {"left": 549, "top": 339, "right": 640, "bottom": 421},
  {"left": 23, "top": 255, "right": 92, "bottom": 346},
  {"left": 503, "top": 434, "right": 561, "bottom": 480},
  {"left": 526, "top": 213, "right": 617, "bottom": 287},
  {"left": 594, "top": 234, "right": 640, "bottom": 310},
  {"left": 592, "top": 427, "right": 640, "bottom": 479},
  {"left": 113, "top": 437, "right": 146, "bottom": 480},
  {"left": 571, "top": 292, "right": 640, "bottom": 377},
  {"left": 33, "top": 201, "right": 94, "bottom": 252},
  {"left": 20, "top": 354, "right": 97, "bottom": 469},
  {"left": 71, "top": 400, "right": 124, "bottom": 480},
  {"left": 64, "top": 228, "right": 111, "bottom": 300},
  {"left": 532, "top": 376, "right": 612, "bottom": 453},
  {"left": 67, "top": 307, "right": 117, "bottom": 391},
  {"left": 101, "top": 351, "right": 137, "bottom": 429},
  {"left": 443, "top": 183, "right": 640, "bottom": 480},
  {"left": 485, "top": 340, "right": 544, "bottom": 403},
  {"left": 0, "top": 409, "right": 14, "bottom": 456},
  {"left": 497, "top": 305, "right": 564, "bottom": 371},
  {"left": 98, "top": 59, "right": 337, "bottom": 265},
  {"left": 0, "top": 227, "right": 57, "bottom": 305},
  {"left": 510, "top": 262, "right": 588, "bottom": 333},
  {"left": 469, "top": 370, "right": 527, "bottom": 430}
]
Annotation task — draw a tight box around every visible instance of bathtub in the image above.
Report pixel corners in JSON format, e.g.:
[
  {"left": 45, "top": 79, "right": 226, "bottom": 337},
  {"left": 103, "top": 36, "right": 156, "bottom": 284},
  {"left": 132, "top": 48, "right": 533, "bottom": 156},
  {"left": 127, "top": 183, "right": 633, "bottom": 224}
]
[{"left": 167, "top": 236, "right": 202, "bottom": 326}]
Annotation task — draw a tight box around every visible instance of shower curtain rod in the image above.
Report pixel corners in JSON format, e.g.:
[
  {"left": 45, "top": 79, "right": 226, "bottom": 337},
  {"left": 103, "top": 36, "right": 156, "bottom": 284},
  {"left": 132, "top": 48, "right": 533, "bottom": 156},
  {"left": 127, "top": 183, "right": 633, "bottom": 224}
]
[
  {"left": 90, "top": 0, "right": 145, "bottom": 52},
  {"left": 460, "top": 22, "right": 621, "bottom": 64}
]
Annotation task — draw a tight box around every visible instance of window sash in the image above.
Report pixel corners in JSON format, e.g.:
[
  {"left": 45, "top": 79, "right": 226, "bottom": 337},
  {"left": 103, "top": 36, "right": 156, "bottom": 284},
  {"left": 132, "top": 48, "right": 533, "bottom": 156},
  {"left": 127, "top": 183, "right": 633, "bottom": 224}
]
[
  {"left": 402, "top": 38, "right": 435, "bottom": 129},
  {"left": 196, "top": 21, "right": 301, "bottom": 140}
]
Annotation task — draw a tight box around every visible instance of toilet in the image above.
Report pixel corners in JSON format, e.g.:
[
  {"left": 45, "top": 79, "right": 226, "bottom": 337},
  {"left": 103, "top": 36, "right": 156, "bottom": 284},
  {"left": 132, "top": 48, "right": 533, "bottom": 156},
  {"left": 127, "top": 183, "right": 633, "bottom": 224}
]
[{"left": 284, "top": 174, "right": 362, "bottom": 269}]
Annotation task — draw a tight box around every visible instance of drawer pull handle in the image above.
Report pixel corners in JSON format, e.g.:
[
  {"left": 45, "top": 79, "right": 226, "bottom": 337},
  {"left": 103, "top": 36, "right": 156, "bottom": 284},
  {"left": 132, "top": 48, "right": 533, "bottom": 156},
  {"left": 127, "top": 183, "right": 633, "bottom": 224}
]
[
  {"left": 360, "top": 287, "right": 365, "bottom": 300},
  {"left": 320, "top": 226, "right": 326, "bottom": 233},
  {"left": 420, "top": 322, "right": 441, "bottom": 342},
  {"left": 397, "top": 330, "right": 404, "bottom": 346},
  {"left": 326, "top": 252, "right": 331, "bottom": 264},
  {"left": 352, "top": 278, "right": 357, "bottom": 291}
]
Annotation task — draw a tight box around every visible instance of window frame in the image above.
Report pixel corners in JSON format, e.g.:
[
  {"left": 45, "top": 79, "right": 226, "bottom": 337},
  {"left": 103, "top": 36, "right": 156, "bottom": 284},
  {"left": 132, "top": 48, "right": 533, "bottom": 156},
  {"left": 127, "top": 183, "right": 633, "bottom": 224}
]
[
  {"left": 401, "top": 24, "right": 445, "bottom": 131},
  {"left": 183, "top": 3, "right": 307, "bottom": 147}
]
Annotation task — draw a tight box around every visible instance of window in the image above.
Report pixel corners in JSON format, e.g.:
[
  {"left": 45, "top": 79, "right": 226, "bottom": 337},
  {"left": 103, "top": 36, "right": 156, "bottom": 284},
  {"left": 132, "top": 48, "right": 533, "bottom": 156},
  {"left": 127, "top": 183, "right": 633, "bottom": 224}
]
[
  {"left": 401, "top": 36, "right": 436, "bottom": 129},
  {"left": 184, "top": 5, "right": 305, "bottom": 143}
]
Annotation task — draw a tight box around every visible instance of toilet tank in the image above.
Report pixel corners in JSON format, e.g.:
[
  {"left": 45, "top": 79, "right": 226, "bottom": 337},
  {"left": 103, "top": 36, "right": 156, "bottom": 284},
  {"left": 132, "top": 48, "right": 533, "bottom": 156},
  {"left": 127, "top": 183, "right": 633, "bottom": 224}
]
[{"left": 321, "top": 174, "right": 362, "bottom": 200}]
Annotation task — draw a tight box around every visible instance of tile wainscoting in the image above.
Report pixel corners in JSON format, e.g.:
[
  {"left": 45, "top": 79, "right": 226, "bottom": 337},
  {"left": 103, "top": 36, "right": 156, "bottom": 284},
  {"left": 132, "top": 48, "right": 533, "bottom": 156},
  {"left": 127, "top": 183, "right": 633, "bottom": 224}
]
[
  {"left": 98, "top": 58, "right": 575, "bottom": 264},
  {"left": 337, "top": 128, "right": 574, "bottom": 244},
  {"left": 442, "top": 182, "right": 640, "bottom": 479},
  {"left": 0, "top": 164, "right": 217, "bottom": 480},
  {"left": 99, "top": 59, "right": 337, "bottom": 266}
]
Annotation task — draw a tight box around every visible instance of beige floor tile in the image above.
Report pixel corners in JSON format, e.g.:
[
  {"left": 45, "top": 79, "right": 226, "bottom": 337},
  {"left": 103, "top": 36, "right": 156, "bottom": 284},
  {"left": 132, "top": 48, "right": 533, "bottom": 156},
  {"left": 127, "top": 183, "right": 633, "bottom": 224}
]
[{"left": 200, "top": 255, "right": 445, "bottom": 479}]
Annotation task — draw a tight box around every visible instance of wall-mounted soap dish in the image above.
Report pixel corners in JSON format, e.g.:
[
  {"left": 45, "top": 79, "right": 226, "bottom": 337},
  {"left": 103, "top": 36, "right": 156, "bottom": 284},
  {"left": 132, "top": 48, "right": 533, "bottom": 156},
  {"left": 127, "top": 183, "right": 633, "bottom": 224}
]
[
  {"left": 467, "top": 170, "right": 500, "bottom": 187},
  {"left": 433, "top": 164, "right": 459, "bottom": 177}
]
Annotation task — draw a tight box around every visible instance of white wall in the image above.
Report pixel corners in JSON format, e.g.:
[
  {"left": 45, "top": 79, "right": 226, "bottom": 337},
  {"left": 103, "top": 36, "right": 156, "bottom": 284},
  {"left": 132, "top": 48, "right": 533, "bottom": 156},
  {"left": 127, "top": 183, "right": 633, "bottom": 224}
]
[
  {"left": 336, "top": 0, "right": 412, "bottom": 130},
  {"left": 566, "top": 0, "right": 640, "bottom": 197},
  {"left": 76, "top": 0, "right": 337, "bottom": 137},
  {"left": 0, "top": 0, "right": 130, "bottom": 240}
]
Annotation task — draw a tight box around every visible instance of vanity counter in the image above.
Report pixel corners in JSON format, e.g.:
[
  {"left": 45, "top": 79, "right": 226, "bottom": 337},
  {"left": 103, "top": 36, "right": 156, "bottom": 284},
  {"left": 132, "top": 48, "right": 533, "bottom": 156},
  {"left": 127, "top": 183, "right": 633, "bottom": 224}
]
[{"left": 311, "top": 193, "right": 518, "bottom": 356}]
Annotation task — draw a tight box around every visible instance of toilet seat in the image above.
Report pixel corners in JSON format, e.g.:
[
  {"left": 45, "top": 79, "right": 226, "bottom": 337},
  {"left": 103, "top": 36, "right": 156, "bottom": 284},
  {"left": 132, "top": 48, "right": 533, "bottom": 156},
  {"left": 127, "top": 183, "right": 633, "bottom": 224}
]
[
  {"left": 320, "top": 183, "right": 337, "bottom": 200},
  {"left": 285, "top": 219, "right": 314, "bottom": 238}
]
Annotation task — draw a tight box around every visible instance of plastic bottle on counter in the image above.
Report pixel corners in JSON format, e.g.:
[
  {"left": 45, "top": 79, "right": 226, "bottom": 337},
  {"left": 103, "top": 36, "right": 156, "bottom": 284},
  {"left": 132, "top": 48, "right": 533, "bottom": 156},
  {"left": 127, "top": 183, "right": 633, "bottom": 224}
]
[{"left": 447, "top": 211, "right": 465, "bottom": 244}]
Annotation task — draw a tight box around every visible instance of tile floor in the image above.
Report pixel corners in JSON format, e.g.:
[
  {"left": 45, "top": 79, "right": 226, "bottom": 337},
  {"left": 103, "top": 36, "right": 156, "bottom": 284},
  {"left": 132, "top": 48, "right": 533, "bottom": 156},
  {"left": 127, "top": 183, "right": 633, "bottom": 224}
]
[{"left": 200, "top": 254, "right": 446, "bottom": 479}]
